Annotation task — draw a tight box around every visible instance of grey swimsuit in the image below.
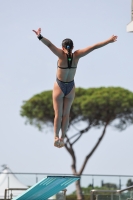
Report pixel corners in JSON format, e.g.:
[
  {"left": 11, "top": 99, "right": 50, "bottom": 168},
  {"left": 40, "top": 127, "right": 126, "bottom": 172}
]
[{"left": 57, "top": 54, "right": 77, "bottom": 96}]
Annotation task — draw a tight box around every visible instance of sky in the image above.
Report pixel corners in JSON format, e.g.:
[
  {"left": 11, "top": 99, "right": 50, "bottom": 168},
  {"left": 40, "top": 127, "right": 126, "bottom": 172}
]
[{"left": 0, "top": 0, "right": 133, "bottom": 189}]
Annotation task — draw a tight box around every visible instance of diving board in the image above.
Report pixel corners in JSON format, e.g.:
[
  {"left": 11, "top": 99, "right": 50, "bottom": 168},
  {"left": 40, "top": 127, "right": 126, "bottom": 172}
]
[
  {"left": 13, "top": 175, "right": 80, "bottom": 200},
  {"left": 127, "top": 0, "right": 133, "bottom": 32}
]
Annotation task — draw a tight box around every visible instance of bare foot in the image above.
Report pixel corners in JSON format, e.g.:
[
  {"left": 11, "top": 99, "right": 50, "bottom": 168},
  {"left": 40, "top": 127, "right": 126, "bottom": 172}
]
[
  {"left": 54, "top": 137, "right": 60, "bottom": 148},
  {"left": 59, "top": 138, "right": 64, "bottom": 148}
]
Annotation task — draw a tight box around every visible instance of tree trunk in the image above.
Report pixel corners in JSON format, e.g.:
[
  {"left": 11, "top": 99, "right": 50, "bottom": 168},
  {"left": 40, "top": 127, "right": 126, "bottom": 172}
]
[
  {"left": 66, "top": 123, "right": 109, "bottom": 199},
  {"left": 75, "top": 179, "right": 84, "bottom": 200}
]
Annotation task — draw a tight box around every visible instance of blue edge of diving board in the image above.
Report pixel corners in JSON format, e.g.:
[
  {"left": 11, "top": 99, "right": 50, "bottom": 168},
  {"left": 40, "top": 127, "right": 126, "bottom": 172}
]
[{"left": 13, "top": 175, "right": 80, "bottom": 200}]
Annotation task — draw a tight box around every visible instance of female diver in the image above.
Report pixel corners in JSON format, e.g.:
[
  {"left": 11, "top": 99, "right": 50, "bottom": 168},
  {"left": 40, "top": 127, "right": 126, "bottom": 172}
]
[{"left": 33, "top": 28, "right": 117, "bottom": 148}]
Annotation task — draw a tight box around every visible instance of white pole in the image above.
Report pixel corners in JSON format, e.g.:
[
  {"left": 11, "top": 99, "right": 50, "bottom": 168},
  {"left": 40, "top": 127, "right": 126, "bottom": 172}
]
[
  {"left": 127, "top": 0, "right": 133, "bottom": 32},
  {"left": 131, "top": 0, "right": 133, "bottom": 21}
]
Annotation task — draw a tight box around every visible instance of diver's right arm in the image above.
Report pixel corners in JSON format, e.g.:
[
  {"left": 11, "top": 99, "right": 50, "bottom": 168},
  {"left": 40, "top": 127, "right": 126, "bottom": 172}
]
[{"left": 32, "top": 28, "right": 62, "bottom": 57}]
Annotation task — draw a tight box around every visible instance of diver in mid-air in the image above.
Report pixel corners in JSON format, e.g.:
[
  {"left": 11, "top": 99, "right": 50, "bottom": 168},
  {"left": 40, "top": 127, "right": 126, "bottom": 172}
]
[{"left": 33, "top": 28, "right": 117, "bottom": 148}]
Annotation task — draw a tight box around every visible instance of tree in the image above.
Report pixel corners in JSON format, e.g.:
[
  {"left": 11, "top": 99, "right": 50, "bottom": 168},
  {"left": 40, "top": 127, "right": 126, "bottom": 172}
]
[
  {"left": 20, "top": 87, "right": 133, "bottom": 200},
  {"left": 101, "top": 181, "right": 118, "bottom": 190},
  {"left": 126, "top": 179, "right": 133, "bottom": 187}
]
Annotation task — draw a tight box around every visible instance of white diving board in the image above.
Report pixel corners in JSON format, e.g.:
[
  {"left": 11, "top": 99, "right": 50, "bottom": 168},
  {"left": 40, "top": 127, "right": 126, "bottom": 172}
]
[
  {"left": 127, "top": 0, "right": 133, "bottom": 32},
  {"left": 13, "top": 175, "right": 80, "bottom": 200},
  {"left": 127, "top": 21, "right": 133, "bottom": 32}
]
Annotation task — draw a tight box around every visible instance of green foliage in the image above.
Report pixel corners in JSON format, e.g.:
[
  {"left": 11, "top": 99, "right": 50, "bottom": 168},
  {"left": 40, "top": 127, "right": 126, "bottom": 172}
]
[
  {"left": 72, "top": 87, "right": 133, "bottom": 129},
  {"left": 66, "top": 195, "right": 90, "bottom": 200},
  {"left": 70, "top": 184, "right": 118, "bottom": 195},
  {"left": 126, "top": 179, "right": 133, "bottom": 187},
  {"left": 66, "top": 185, "right": 118, "bottom": 200},
  {"left": 20, "top": 87, "right": 133, "bottom": 131},
  {"left": 21, "top": 90, "right": 54, "bottom": 130}
]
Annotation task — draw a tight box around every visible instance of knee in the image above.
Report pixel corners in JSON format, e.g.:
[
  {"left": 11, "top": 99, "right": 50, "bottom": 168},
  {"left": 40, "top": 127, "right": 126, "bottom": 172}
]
[
  {"left": 54, "top": 112, "right": 62, "bottom": 120},
  {"left": 62, "top": 113, "right": 69, "bottom": 120}
]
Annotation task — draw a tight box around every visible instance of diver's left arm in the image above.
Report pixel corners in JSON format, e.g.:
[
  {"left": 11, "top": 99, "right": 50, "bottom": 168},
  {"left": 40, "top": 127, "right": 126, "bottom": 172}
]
[{"left": 75, "top": 35, "right": 118, "bottom": 58}]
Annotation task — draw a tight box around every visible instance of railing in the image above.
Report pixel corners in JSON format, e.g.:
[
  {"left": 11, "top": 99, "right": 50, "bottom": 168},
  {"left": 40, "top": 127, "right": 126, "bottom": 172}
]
[
  {"left": 4, "top": 188, "right": 27, "bottom": 200},
  {"left": 90, "top": 185, "right": 133, "bottom": 200},
  {"left": 1, "top": 172, "right": 133, "bottom": 199},
  {"left": 1, "top": 172, "right": 133, "bottom": 189}
]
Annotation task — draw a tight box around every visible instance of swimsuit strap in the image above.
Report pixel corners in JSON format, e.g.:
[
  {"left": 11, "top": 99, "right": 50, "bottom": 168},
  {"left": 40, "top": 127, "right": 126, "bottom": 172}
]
[
  {"left": 67, "top": 53, "right": 73, "bottom": 68},
  {"left": 57, "top": 53, "right": 76, "bottom": 69}
]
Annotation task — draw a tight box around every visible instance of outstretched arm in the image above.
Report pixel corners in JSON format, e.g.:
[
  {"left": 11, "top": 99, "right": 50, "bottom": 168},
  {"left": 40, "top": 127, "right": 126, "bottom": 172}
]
[
  {"left": 75, "top": 35, "right": 118, "bottom": 58},
  {"left": 32, "top": 28, "right": 63, "bottom": 57}
]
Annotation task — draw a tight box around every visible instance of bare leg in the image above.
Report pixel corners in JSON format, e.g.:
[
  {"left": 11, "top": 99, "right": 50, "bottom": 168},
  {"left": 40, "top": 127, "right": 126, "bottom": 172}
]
[
  {"left": 53, "top": 82, "right": 64, "bottom": 147},
  {"left": 60, "top": 86, "right": 75, "bottom": 147}
]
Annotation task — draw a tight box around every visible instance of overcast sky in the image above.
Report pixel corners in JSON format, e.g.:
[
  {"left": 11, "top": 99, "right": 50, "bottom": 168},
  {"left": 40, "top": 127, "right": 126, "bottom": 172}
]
[{"left": 0, "top": 0, "right": 133, "bottom": 189}]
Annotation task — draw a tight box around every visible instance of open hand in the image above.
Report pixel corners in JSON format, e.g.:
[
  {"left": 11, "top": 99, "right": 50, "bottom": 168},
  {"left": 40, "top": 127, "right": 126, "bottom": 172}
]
[
  {"left": 32, "top": 28, "right": 41, "bottom": 36},
  {"left": 109, "top": 35, "right": 118, "bottom": 43}
]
